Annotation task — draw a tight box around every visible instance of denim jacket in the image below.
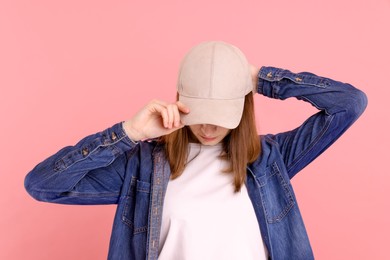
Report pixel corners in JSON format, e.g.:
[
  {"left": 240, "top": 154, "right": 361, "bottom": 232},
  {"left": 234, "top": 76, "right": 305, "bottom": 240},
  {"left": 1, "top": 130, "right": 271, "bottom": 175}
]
[{"left": 24, "top": 66, "right": 367, "bottom": 260}]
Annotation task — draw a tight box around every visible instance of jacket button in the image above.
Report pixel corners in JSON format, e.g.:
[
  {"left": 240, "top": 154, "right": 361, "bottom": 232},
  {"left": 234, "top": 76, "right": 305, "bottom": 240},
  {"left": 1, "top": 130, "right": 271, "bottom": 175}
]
[
  {"left": 295, "top": 77, "right": 302, "bottom": 82},
  {"left": 82, "top": 148, "right": 89, "bottom": 156},
  {"left": 267, "top": 72, "right": 273, "bottom": 78},
  {"left": 111, "top": 132, "right": 117, "bottom": 141}
]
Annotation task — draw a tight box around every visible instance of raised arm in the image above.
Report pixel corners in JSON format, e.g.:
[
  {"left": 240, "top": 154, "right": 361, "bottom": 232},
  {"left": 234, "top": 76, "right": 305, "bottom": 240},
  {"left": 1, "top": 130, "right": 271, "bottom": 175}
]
[
  {"left": 24, "top": 123, "right": 137, "bottom": 204},
  {"left": 253, "top": 66, "right": 367, "bottom": 179},
  {"left": 24, "top": 100, "right": 189, "bottom": 204}
]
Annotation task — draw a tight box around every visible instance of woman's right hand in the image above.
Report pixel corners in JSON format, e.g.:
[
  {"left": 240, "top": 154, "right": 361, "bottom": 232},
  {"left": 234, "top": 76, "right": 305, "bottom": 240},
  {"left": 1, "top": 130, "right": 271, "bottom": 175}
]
[{"left": 122, "top": 100, "right": 190, "bottom": 141}]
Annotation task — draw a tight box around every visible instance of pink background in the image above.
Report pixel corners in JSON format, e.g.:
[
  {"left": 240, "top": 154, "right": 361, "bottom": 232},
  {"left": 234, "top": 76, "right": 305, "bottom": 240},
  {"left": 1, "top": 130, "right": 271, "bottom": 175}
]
[{"left": 1, "top": 0, "right": 389, "bottom": 259}]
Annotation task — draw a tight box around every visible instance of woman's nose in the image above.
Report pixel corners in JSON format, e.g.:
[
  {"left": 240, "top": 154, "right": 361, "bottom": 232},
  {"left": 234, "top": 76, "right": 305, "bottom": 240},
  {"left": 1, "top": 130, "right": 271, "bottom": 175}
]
[{"left": 200, "top": 124, "right": 217, "bottom": 135}]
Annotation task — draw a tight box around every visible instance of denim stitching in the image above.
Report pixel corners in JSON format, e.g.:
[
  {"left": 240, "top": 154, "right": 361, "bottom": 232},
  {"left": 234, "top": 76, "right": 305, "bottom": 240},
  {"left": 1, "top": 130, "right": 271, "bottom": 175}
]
[
  {"left": 286, "top": 114, "right": 334, "bottom": 176},
  {"left": 258, "top": 162, "right": 295, "bottom": 224},
  {"left": 121, "top": 177, "right": 148, "bottom": 234},
  {"left": 266, "top": 163, "right": 295, "bottom": 223},
  {"left": 54, "top": 134, "right": 135, "bottom": 172},
  {"left": 58, "top": 191, "right": 118, "bottom": 197}
]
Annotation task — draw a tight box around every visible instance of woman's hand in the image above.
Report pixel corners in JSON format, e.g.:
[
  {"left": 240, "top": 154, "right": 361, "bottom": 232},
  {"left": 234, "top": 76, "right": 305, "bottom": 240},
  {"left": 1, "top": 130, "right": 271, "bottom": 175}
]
[
  {"left": 122, "top": 100, "right": 190, "bottom": 141},
  {"left": 250, "top": 64, "right": 260, "bottom": 94}
]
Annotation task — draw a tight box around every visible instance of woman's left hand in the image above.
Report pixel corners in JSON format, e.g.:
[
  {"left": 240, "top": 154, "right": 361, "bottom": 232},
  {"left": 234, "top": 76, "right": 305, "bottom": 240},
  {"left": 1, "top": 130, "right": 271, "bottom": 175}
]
[{"left": 250, "top": 64, "right": 260, "bottom": 94}]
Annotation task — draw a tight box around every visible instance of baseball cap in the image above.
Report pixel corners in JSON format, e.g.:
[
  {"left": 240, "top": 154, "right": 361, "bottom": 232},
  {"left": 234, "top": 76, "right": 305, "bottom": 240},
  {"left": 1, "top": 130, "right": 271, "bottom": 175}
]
[{"left": 177, "top": 41, "right": 253, "bottom": 129}]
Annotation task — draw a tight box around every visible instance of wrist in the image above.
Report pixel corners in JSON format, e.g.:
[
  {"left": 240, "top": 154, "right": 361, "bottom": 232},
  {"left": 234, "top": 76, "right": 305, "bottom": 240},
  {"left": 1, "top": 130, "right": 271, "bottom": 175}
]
[
  {"left": 122, "top": 120, "right": 142, "bottom": 142},
  {"left": 250, "top": 65, "right": 260, "bottom": 94}
]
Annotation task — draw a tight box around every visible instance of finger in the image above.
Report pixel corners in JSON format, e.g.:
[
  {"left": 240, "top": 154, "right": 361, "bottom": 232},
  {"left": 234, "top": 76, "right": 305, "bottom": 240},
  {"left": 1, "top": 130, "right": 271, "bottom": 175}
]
[
  {"left": 166, "top": 104, "right": 175, "bottom": 129},
  {"left": 151, "top": 99, "right": 169, "bottom": 107},
  {"left": 160, "top": 108, "right": 169, "bottom": 128},
  {"left": 152, "top": 100, "right": 180, "bottom": 128},
  {"left": 149, "top": 102, "right": 166, "bottom": 115},
  {"left": 176, "top": 101, "right": 190, "bottom": 114},
  {"left": 172, "top": 104, "right": 181, "bottom": 128},
  {"left": 149, "top": 100, "right": 187, "bottom": 129},
  {"left": 161, "top": 123, "right": 185, "bottom": 137},
  {"left": 150, "top": 103, "right": 169, "bottom": 128}
]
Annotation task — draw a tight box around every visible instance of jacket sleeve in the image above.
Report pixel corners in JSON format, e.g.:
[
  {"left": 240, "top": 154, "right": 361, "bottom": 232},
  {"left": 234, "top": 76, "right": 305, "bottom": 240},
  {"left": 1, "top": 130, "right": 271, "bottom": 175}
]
[
  {"left": 24, "top": 122, "right": 138, "bottom": 205},
  {"left": 256, "top": 66, "right": 367, "bottom": 179}
]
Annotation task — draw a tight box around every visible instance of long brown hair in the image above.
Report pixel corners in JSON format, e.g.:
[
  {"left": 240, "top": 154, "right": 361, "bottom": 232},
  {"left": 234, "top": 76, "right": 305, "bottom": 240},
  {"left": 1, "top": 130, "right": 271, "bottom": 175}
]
[{"left": 161, "top": 93, "right": 260, "bottom": 192}]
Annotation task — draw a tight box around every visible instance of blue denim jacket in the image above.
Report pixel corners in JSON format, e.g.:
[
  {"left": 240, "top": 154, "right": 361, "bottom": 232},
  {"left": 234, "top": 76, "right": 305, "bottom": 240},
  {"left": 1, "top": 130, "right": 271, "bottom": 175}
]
[{"left": 24, "top": 66, "right": 367, "bottom": 260}]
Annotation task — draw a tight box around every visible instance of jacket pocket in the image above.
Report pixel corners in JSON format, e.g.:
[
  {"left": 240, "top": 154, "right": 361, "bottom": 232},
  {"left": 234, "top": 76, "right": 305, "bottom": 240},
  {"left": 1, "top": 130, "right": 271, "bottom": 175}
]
[
  {"left": 257, "top": 162, "right": 295, "bottom": 224},
  {"left": 121, "top": 178, "right": 150, "bottom": 234}
]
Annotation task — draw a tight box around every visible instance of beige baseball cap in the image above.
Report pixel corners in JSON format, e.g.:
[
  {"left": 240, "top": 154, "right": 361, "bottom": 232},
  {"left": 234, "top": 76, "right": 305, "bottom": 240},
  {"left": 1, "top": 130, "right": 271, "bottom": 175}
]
[{"left": 177, "top": 41, "right": 253, "bottom": 129}]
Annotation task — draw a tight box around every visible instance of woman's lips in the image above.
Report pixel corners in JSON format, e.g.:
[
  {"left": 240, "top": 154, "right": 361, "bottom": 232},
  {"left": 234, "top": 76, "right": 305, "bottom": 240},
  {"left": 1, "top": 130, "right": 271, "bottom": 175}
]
[{"left": 200, "top": 136, "right": 217, "bottom": 142}]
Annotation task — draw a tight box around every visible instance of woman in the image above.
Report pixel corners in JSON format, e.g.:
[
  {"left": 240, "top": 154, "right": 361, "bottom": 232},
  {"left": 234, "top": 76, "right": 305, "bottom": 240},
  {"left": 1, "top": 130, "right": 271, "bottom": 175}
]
[{"left": 24, "top": 41, "right": 367, "bottom": 259}]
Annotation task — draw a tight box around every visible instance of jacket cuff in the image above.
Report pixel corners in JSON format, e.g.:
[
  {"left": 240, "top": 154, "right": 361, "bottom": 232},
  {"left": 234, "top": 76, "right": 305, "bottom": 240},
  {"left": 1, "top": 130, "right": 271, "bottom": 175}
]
[{"left": 257, "top": 66, "right": 277, "bottom": 97}]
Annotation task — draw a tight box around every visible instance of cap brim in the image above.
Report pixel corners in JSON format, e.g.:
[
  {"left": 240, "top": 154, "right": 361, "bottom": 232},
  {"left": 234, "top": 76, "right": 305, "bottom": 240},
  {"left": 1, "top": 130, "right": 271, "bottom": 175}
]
[{"left": 179, "top": 95, "right": 244, "bottom": 129}]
